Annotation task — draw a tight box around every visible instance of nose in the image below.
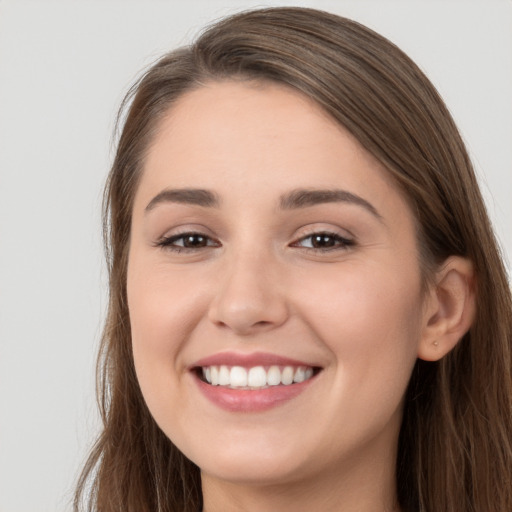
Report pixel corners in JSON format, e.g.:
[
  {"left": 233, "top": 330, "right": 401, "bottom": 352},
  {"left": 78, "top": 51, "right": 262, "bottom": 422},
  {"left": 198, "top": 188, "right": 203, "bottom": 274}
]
[{"left": 207, "top": 248, "right": 289, "bottom": 336}]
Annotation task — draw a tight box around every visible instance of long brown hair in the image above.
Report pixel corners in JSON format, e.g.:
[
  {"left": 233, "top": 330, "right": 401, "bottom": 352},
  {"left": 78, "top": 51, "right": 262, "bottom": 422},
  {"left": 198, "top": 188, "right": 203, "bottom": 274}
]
[{"left": 74, "top": 7, "right": 512, "bottom": 512}]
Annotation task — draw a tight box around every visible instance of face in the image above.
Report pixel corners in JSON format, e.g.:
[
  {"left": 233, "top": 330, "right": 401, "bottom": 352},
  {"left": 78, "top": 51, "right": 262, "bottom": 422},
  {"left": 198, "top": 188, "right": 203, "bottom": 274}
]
[{"left": 127, "top": 81, "right": 427, "bottom": 488}]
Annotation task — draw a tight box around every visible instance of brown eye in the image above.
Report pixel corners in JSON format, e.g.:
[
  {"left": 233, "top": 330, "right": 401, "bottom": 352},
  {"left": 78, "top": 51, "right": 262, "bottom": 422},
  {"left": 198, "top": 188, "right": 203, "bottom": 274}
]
[
  {"left": 292, "top": 231, "right": 354, "bottom": 251},
  {"left": 156, "top": 232, "right": 221, "bottom": 251},
  {"left": 182, "top": 234, "right": 208, "bottom": 247},
  {"left": 311, "top": 234, "right": 337, "bottom": 248}
]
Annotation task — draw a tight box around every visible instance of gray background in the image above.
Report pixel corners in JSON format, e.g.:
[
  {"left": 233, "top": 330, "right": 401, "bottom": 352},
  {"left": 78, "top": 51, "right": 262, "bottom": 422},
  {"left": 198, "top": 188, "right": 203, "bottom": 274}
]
[{"left": 0, "top": 1, "right": 510, "bottom": 511}]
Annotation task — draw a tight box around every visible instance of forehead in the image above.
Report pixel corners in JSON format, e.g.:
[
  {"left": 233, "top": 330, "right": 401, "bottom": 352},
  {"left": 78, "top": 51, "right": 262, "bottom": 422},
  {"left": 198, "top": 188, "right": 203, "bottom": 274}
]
[{"left": 137, "top": 80, "right": 409, "bottom": 217}]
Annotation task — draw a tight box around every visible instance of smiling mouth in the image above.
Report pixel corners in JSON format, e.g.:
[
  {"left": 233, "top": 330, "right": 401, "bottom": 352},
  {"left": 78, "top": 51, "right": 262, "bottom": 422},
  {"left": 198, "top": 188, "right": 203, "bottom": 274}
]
[{"left": 195, "top": 365, "right": 321, "bottom": 390}]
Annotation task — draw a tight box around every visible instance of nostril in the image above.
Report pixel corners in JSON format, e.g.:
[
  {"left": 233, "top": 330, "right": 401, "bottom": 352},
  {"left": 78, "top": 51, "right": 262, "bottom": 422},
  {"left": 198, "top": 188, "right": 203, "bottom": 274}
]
[
  {"left": 210, "top": 315, "right": 284, "bottom": 336},
  {"left": 207, "top": 278, "right": 289, "bottom": 334},
  {"left": 254, "top": 320, "right": 272, "bottom": 327}
]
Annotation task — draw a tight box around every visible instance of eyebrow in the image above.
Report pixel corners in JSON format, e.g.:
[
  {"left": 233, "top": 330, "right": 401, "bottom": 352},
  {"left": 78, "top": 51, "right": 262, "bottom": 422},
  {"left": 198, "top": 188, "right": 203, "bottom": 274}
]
[
  {"left": 280, "top": 188, "right": 382, "bottom": 220},
  {"left": 145, "top": 187, "right": 382, "bottom": 220},
  {"left": 145, "top": 188, "right": 220, "bottom": 211}
]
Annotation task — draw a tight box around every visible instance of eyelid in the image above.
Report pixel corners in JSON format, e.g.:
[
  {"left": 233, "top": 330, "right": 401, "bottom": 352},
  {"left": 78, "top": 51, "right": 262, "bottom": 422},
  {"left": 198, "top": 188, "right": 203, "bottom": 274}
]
[
  {"left": 153, "top": 226, "right": 355, "bottom": 253},
  {"left": 290, "top": 229, "right": 355, "bottom": 252},
  {"left": 153, "top": 223, "right": 218, "bottom": 244},
  {"left": 154, "top": 229, "right": 221, "bottom": 251}
]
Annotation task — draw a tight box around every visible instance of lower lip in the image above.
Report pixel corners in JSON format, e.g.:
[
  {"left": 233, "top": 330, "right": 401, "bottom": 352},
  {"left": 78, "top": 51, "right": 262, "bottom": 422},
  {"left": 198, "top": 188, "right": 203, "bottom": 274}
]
[{"left": 193, "top": 373, "right": 317, "bottom": 412}]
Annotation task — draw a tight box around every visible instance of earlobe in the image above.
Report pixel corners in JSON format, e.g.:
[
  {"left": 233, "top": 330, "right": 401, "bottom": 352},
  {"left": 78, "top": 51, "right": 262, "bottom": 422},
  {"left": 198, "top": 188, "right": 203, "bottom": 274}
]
[{"left": 418, "top": 256, "right": 476, "bottom": 362}]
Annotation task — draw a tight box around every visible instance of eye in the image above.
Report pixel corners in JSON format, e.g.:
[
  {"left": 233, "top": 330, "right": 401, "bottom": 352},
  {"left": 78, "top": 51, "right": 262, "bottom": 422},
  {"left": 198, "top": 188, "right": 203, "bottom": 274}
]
[
  {"left": 291, "top": 231, "right": 354, "bottom": 251},
  {"left": 155, "top": 232, "right": 221, "bottom": 252}
]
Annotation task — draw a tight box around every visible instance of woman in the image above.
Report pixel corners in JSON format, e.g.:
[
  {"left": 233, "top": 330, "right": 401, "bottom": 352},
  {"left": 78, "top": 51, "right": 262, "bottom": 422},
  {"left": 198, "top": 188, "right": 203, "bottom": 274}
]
[{"left": 74, "top": 7, "right": 512, "bottom": 512}]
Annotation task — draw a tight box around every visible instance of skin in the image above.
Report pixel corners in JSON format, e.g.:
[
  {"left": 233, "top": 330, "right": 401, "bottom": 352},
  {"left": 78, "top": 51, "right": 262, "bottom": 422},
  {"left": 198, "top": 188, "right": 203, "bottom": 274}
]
[{"left": 127, "top": 81, "right": 474, "bottom": 512}]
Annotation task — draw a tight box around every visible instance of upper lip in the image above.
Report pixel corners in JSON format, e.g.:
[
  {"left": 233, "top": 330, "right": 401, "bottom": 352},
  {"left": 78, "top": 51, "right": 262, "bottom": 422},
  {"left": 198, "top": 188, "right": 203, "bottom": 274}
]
[{"left": 190, "top": 351, "right": 320, "bottom": 369}]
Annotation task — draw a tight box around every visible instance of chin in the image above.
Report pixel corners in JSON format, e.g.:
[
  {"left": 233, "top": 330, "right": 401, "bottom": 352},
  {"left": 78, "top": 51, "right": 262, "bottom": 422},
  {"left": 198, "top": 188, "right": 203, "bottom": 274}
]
[
  {"left": 180, "top": 428, "right": 313, "bottom": 485},
  {"left": 198, "top": 454, "right": 309, "bottom": 486}
]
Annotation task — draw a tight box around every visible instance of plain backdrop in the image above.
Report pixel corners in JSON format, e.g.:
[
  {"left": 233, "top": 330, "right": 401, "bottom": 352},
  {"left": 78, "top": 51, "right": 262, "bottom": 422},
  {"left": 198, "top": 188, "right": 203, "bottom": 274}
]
[{"left": 0, "top": 1, "right": 511, "bottom": 511}]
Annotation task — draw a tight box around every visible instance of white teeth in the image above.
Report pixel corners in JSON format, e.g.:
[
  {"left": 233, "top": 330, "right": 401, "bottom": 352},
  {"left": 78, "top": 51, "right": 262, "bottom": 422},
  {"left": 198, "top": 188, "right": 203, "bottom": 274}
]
[
  {"left": 267, "top": 365, "right": 281, "bottom": 386},
  {"left": 219, "top": 365, "right": 230, "bottom": 386},
  {"left": 200, "top": 364, "right": 316, "bottom": 389},
  {"left": 248, "top": 366, "right": 266, "bottom": 387},
  {"left": 230, "top": 366, "right": 247, "bottom": 387},
  {"left": 293, "top": 367, "right": 305, "bottom": 383},
  {"left": 210, "top": 366, "right": 219, "bottom": 385},
  {"left": 281, "top": 366, "right": 294, "bottom": 385}
]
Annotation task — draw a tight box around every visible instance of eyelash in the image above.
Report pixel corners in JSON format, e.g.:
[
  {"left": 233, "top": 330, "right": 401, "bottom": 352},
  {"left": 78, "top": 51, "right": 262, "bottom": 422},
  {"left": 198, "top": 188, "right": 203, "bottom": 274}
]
[
  {"left": 155, "top": 231, "right": 354, "bottom": 253},
  {"left": 291, "top": 231, "right": 355, "bottom": 252},
  {"left": 155, "top": 232, "right": 220, "bottom": 253}
]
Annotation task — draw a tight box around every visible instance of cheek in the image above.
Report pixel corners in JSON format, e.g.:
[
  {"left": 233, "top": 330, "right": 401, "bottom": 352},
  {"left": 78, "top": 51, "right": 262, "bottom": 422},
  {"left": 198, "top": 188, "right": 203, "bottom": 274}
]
[
  {"left": 309, "top": 255, "right": 421, "bottom": 334},
  {"left": 128, "top": 273, "right": 177, "bottom": 365},
  {"left": 128, "top": 252, "right": 206, "bottom": 351},
  {"left": 299, "top": 259, "right": 423, "bottom": 390},
  {"left": 295, "top": 262, "right": 423, "bottom": 452},
  {"left": 126, "top": 254, "right": 207, "bottom": 413}
]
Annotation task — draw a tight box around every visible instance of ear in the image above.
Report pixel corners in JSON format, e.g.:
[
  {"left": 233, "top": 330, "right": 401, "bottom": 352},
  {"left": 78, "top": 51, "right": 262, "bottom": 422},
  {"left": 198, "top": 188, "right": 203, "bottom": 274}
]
[{"left": 418, "top": 256, "right": 476, "bottom": 362}]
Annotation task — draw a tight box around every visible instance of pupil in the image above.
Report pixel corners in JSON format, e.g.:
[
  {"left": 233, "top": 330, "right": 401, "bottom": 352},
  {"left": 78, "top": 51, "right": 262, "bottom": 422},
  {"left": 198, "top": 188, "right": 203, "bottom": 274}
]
[
  {"left": 184, "top": 235, "right": 206, "bottom": 247},
  {"left": 313, "top": 234, "right": 335, "bottom": 248}
]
